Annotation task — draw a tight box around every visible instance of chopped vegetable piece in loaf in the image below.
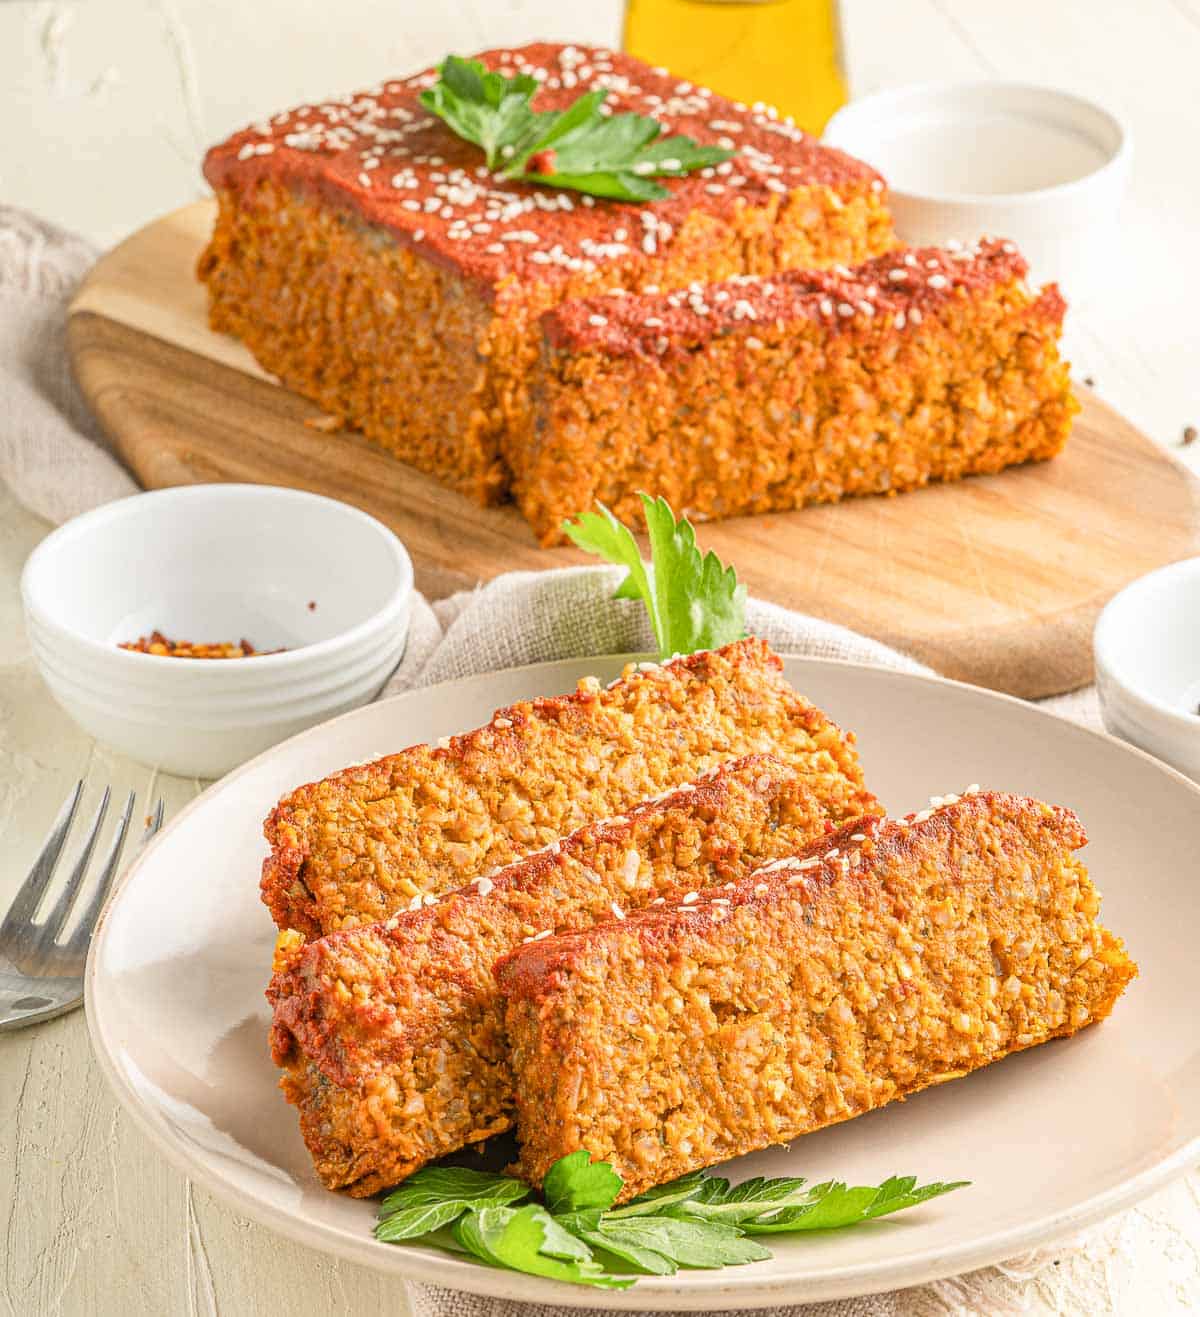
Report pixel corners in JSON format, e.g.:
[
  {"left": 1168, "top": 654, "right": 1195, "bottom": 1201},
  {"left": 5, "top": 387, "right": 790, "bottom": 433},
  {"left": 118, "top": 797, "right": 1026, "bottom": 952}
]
[
  {"left": 261, "top": 638, "right": 877, "bottom": 939},
  {"left": 497, "top": 790, "right": 1136, "bottom": 1200},
  {"left": 269, "top": 754, "right": 851, "bottom": 1194},
  {"left": 517, "top": 239, "right": 1077, "bottom": 543}
]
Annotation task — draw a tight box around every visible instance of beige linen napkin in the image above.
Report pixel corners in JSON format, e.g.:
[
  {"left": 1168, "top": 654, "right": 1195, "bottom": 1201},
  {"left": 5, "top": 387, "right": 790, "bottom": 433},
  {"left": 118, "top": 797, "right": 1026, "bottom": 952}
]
[{"left": 3, "top": 205, "right": 1194, "bottom": 1316}]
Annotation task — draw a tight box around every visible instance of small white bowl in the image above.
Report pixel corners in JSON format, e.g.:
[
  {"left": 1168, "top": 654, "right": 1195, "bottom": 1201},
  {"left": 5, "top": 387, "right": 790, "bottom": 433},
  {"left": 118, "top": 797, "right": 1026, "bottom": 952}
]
[
  {"left": 1094, "top": 558, "right": 1200, "bottom": 781},
  {"left": 20, "top": 485, "right": 413, "bottom": 777},
  {"left": 823, "top": 82, "right": 1131, "bottom": 301}
]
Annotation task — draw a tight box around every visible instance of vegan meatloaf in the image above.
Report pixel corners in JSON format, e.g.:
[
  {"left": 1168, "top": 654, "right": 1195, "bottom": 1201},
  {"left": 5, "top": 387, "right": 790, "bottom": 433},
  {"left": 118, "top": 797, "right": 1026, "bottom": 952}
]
[
  {"left": 198, "top": 42, "right": 893, "bottom": 508},
  {"left": 514, "top": 238, "right": 1078, "bottom": 543},
  {"left": 269, "top": 754, "right": 853, "bottom": 1195},
  {"left": 497, "top": 789, "right": 1136, "bottom": 1199},
  {"left": 261, "top": 637, "right": 877, "bottom": 941}
]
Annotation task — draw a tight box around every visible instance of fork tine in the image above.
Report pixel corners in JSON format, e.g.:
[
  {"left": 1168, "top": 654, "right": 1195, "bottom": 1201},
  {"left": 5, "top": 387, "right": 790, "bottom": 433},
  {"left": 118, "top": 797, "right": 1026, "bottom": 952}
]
[
  {"left": 63, "top": 791, "right": 137, "bottom": 960},
  {"left": 143, "top": 798, "right": 165, "bottom": 844},
  {"left": 36, "top": 787, "right": 111, "bottom": 945},
  {"left": 0, "top": 780, "right": 83, "bottom": 939}
]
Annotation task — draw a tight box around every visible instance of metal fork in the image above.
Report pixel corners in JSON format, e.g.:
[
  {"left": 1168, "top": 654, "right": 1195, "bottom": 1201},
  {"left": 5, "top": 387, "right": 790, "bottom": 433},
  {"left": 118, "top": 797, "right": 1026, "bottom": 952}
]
[{"left": 0, "top": 783, "right": 164, "bottom": 1031}]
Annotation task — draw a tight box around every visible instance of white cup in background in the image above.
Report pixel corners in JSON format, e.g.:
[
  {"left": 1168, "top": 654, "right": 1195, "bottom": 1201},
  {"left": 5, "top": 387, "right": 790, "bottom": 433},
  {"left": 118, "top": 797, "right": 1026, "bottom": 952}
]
[{"left": 824, "top": 82, "right": 1131, "bottom": 304}]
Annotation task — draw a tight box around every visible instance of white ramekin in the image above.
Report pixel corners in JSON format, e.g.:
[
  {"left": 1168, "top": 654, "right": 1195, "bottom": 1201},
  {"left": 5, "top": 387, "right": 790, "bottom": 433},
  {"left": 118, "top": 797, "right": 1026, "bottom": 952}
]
[
  {"left": 823, "top": 82, "right": 1131, "bottom": 302},
  {"left": 20, "top": 485, "right": 413, "bottom": 777},
  {"left": 1094, "top": 558, "right": 1200, "bottom": 781}
]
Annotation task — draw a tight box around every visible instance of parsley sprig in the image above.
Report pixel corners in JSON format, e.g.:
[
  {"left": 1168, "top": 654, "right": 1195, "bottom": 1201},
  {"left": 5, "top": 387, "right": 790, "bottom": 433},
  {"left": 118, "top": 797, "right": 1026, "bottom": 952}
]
[
  {"left": 420, "top": 55, "right": 734, "bottom": 202},
  {"left": 564, "top": 494, "right": 746, "bottom": 659},
  {"left": 376, "top": 1150, "right": 967, "bottom": 1289}
]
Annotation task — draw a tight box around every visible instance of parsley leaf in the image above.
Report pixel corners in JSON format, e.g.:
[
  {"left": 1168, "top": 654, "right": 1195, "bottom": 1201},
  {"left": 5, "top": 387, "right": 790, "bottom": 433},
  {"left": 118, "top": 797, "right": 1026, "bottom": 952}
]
[
  {"left": 419, "top": 55, "right": 734, "bottom": 202},
  {"left": 454, "top": 1204, "right": 634, "bottom": 1289},
  {"left": 375, "top": 1165, "right": 532, "bottom": 1242},
  {"left": 419, "top": 55, "right": 538, "bottom": 170},
  {"left": 542, "top": 1149, "right": 624, "bottom": 1214},
  {"left": 563, "top": 494, "right": 746, "bottom": 659},
  {"left": 376, "top": 1154, "right": 968, "bottom": 1289},
  {"left": 671, "top": 1174, "right": 970, "bottom": 1233}
]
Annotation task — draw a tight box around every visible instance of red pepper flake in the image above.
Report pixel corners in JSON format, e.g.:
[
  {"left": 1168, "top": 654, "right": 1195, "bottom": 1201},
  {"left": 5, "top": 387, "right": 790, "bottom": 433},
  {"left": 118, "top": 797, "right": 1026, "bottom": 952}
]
[{"left": 119, "top": 629, "right": 285, "bottom": 658}]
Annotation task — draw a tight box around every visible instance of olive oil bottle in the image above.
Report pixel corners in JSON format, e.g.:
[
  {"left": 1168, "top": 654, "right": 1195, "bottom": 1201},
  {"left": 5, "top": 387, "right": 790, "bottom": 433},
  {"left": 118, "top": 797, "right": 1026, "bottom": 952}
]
[{"left": 623, "top": 0, "right": 847, "bottom": 133}]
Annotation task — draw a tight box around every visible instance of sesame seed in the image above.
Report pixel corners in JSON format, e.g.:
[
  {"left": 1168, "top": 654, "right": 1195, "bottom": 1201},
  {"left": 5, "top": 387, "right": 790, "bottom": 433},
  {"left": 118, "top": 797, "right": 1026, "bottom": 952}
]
[
  {"left": 682, "top": 891, "right": 699, "bottom": 904},
  {"left": 611, "top": 902, "right": 626, "bottom": 920},
  {"left": 587, "top": 313, "right": 608, "bottom": 327},
  {"left": 927, "top": 274, "right": 949, "bottom": 290},
  {"left": 837, "top": 302, "right": 855, "bottom": 318},
  {"left": 473, "top": 876, "right": 494, "bottom": 896}
]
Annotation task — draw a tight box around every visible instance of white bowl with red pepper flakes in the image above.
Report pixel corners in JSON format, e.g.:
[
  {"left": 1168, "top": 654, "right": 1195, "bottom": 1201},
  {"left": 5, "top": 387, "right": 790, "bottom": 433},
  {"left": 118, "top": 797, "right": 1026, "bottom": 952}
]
[{"left": 20, "top": 484, "right": 413, "bottom": 777}]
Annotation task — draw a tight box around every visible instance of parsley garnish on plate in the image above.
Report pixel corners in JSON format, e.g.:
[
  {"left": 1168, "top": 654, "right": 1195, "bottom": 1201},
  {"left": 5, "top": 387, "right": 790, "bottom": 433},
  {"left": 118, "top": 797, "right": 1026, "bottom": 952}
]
[
  {"left": 564, "top": 494, "right": 746, "bottom": 659},
  {"left": 375, "top": 1150, "right": 967, "bottom": 1288},
  {"left": 419, "top": 55, "right": 734, "bottom": 202}
]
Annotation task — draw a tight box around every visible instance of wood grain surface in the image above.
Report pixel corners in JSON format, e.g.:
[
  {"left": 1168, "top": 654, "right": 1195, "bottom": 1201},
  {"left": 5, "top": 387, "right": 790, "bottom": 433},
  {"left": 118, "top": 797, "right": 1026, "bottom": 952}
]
[{"left": 68, "top": 201, "right": 1200, "bottom": 698}]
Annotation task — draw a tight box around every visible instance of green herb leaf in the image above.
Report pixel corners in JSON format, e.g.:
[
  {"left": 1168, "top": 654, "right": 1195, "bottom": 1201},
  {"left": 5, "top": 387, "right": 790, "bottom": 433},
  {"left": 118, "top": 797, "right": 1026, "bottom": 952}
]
[
  {"left": 378, "top": 1165, "right": 531, "bottom": 1213},
  {"left": 542, "top": 1149, "right": 624, "bottom": 1215},
  {"left": 675, "top": 1175, "right": 970, "bottom": 1234},
  {"left": 374, "top": 1152, "right": 968, "bottom": 1290},
  {"left": 418, "top": 55, "right": 734, "bottom": 201},
  {"left": 563, "top": 494, "right": 746, "bottom": 660},
  {"left": 419, "top": 56, "right": 538, "bottom": 169},
  {"left": 454, "top": 1205, "right": 634, "bottom": 1289},
  {"left": 607, "top": 1170, "right": 710, "bottom": 1217},
  {"left": 587, "top": 1215, "right": 771, "bottom": 1269},
  {"left": 375, "top": 1199, "right": 477, "bottom": 1243}
]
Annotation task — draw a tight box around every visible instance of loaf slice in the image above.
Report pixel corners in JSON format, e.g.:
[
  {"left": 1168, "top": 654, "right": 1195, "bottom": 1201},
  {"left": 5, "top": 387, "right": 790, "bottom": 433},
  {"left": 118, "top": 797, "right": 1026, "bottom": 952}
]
[
  {"left": 515, "top": 239, "right": 1077, "bottom": 543},
  {"left": 269, "top": 754, "right": 849, "bottom": 1194},
  {"left": 497, "top": 789, "right": 1136, "bottom": 1199},
  {"left": 261, "top": 637, "right": 878, "bottom": 940},
  {"left": 199, "top": 43, "right": 893, "bottom": 511}
]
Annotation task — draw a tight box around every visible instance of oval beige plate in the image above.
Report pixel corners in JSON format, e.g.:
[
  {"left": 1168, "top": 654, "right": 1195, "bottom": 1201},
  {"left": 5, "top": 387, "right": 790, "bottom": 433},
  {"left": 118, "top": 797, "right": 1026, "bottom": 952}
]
[{"left": 86, "top": 657, "right": 1200, "bottom": 1310}]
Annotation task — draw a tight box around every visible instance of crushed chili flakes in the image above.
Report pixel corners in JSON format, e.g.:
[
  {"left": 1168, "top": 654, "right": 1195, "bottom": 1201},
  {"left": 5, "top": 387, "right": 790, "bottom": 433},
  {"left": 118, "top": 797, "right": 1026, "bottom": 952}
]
[{"left": 119, "top": 629, "right": 284, "bottom": 659}]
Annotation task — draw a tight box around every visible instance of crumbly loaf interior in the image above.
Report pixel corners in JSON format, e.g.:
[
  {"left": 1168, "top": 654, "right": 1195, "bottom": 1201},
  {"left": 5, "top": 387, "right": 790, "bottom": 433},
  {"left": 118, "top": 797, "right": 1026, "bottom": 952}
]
[
  {"left": 501, "top": 794, "right": 1136, "bottom": 1198},
  {"left": 199, "top": 177, "right": 892, "bottom": 510},
  {"left": 270, "top": 757, "right": 844, "bottom": 1194},
  {"left": 260, "top": 639, "right": 876, "bottom": 940},
  {"left": 515, "top": 277, "right": 1075, "bottom": 543}
]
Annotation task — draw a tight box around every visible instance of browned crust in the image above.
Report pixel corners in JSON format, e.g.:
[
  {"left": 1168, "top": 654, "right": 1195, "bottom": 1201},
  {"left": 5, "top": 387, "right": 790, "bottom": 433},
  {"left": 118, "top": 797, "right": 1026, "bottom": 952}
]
[
  {"left": 267, "top": 754, "right": 852, "bottom": 1194},
  {"left": 496, "top": 790, "right": 1137, "bottom": 1198},
  {"left": 260, "top": 637, "right": 878, "bottom": 941}
]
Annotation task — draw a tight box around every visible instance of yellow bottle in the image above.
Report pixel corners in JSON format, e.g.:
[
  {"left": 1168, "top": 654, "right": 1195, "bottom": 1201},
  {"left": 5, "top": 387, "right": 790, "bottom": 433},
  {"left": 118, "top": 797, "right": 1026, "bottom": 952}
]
[{"left": 623, "top": 0, "right": 847, "bottom": 134}]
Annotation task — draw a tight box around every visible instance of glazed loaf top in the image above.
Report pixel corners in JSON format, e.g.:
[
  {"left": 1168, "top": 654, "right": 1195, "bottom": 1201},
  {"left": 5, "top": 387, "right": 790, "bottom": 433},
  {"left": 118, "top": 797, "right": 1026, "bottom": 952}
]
[
  {"left": 541, "top": 238, "right": 1065, "bottom": 357},
  {"left": 202, "top": 42, "right": 883, "bottom": 292}
]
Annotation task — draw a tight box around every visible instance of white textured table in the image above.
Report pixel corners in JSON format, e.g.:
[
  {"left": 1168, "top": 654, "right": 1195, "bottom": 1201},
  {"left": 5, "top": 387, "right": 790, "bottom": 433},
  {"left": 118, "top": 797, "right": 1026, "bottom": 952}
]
[{"left": 3, "top": 0, "right": 1200, "bottom": 1312}]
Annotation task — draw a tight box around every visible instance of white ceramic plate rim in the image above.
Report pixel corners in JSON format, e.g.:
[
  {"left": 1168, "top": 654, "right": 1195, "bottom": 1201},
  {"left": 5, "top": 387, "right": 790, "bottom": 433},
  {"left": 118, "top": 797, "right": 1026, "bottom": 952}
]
[{"left": 86, "top": 655, "right": 1200, "bottom": 1310}]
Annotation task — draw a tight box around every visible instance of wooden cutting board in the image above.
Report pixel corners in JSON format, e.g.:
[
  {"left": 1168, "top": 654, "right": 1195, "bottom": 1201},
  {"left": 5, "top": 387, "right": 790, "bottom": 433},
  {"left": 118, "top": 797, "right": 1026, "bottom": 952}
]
[{"left": 67, "top": 200, "right": 1200, "bottom": 699}]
